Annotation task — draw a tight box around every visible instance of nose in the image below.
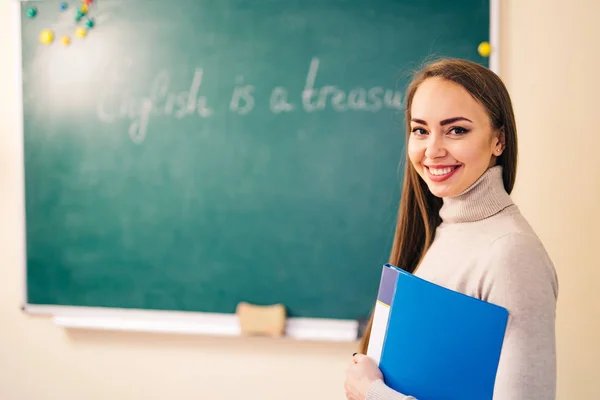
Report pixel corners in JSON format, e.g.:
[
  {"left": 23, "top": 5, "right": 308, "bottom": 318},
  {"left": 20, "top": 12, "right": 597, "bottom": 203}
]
[{"left": 424, "top": 135, "right": 446, "bottom": 159}]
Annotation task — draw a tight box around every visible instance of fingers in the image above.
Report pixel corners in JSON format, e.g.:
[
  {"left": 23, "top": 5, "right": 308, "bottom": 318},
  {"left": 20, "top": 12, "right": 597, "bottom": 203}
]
[{"left": 353, "top": 352, "right": 368, "bottom": 363}]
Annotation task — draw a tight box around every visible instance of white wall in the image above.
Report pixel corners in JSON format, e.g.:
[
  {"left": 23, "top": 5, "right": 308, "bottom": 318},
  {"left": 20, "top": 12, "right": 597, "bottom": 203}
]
[{"left": 1, "top": 1, "right": 599, "bottom": 399}]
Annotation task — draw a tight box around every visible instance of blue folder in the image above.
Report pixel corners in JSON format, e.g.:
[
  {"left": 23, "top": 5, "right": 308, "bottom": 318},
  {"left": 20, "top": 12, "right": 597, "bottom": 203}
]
[{"left": 378, "top": 264, "right": 509, "bottom": 400}]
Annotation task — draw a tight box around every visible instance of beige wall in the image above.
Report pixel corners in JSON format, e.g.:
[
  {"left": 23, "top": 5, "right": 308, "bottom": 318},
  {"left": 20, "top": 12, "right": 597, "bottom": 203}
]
[
  {"left": 500, "top": 0, "right": 600, "bottom": 398},
  {"left": 1, "top": 1, "right": 599, "bottom": 399}
]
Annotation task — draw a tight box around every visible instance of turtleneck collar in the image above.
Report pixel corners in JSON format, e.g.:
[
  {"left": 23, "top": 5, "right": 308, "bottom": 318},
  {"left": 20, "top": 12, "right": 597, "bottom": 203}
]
[{"left": 438, "top": 165, "right": 514, "bottom": 224}]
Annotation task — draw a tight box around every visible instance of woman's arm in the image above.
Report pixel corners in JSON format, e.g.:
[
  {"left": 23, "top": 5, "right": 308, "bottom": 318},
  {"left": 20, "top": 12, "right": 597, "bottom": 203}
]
[
  {"left": 352, "top": 232, "right": 558, "bottom": 400},
  {"left": 481, "top": 232, "right": 559, "bottom": 400},
  {"left": 366, "top": 380, "right": 417, "bottom": 400}
]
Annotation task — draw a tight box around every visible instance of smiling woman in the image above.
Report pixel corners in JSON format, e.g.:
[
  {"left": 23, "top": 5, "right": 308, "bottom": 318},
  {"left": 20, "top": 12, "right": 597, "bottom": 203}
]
[
  {"left": 408, "top": 77, "right": 506, "bottom": 198},
  {"left": 344, "top": 58, "right": 558, "bottom": 400}
]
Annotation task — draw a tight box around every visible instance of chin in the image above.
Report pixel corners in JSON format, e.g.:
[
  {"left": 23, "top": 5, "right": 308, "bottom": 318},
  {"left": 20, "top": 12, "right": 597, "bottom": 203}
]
[{"left": 427, "top": 185, "right": 459, "bottom": 198}]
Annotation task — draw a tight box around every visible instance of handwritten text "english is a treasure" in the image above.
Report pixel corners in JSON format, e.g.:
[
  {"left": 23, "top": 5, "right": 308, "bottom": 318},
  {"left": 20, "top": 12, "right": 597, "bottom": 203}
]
[{"left": 97, "top": 57, "right": 403, "bottom": 144}]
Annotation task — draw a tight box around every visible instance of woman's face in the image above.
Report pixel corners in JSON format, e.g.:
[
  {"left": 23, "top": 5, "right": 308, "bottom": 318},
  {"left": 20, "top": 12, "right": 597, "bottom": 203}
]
[{"left": 408, "top": 77, "right": 503, "bottom": 198}]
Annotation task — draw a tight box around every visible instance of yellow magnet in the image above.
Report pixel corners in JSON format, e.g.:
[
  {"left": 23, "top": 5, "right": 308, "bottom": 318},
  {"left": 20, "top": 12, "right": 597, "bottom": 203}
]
[
  {"left": 39, "top": 30, "right": 54, "bottom": 45},
  {"left": 80, "top": 4, "right": 89, "bottom": 13},
  {"left": 76, "top": 27, "right": 87, "bottom": 38},
  {"left": 478, "top": 41, "right": 492, "bottom": 57},
  {"left": 61, "top": 35, "right": 71, "bottom": 46}
]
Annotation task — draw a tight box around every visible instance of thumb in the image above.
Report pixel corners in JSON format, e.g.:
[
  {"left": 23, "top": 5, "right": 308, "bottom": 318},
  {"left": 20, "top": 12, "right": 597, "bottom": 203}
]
[{"left": 353, "top": 353, "right": 368, "bottom": 363}]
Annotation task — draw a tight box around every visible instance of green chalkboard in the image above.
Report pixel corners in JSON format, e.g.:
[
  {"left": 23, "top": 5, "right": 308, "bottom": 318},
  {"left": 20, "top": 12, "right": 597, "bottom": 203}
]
[{"left": 20, "top": 0, "right": 490, "bottom": 321}]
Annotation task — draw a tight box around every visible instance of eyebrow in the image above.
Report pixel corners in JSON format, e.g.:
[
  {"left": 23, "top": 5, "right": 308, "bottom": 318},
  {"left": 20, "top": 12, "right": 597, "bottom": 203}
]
[{"left": 410, "top": 117, "right": 473, "bottom": 126}]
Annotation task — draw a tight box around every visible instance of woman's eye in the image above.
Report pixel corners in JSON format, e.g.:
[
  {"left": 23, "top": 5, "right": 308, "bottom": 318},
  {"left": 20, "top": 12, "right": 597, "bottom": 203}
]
[
  {"left": 411, "top": 128, "right": 427, "bottom": 135},
  {"left": 449, "top": 127, "right": 469, "bottom": 135}
]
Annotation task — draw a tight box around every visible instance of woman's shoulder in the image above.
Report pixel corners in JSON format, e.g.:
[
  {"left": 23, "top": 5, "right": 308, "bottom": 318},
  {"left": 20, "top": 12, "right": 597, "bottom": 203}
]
[
  {"left": 480, "top": 218, "right": 559, "bottom": 302},
  {"left": 486, "top": 207, "right": 550, "bottom": 257},
  {"left": 469, "top": 204, "right": 544, "bottom": 246}
]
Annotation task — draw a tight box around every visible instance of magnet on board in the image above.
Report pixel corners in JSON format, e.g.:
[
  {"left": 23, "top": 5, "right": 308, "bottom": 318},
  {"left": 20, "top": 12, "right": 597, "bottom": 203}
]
[
  {"left": 478, "top": 41, "right": 492, "bottom": 57},
  {"left": 39, "top": 30, "right": 54, "bottom": 45},
  {"left": 76, "top": 27, "right": 87, "bottom": 38}
]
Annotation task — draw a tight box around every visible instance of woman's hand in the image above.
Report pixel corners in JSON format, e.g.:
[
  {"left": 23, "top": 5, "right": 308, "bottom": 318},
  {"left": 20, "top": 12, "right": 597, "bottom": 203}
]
[{"left": 344, "top": 353, "right": 384, "bottom": 400}]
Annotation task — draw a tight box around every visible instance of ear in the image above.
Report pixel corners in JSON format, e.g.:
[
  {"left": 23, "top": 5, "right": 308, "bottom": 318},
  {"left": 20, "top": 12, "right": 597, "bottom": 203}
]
[{"left": 493, "top": 127, "right": 506, "bottom": 156}]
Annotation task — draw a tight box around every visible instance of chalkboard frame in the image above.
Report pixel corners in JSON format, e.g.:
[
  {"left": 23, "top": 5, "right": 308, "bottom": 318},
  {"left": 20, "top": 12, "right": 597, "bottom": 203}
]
[{"left": 14, "top": 0, "right": 500, "bottom": 341}]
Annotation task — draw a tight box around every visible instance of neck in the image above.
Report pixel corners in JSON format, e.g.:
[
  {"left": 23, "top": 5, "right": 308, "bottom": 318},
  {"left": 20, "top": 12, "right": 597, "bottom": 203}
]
[{"left": 439, "top": 166, "right": 513, "bottom": 224}]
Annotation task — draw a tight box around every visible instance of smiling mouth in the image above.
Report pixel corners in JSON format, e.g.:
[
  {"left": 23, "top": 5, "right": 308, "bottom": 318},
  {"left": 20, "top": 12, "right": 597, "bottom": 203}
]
[{"left": 425, "top": 165, "right": 462, "bottom": 182}]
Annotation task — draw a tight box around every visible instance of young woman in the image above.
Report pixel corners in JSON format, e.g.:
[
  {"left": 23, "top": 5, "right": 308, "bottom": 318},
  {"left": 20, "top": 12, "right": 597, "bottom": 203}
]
[{"left": 344, "top": 58, "right": 558, "bottom": 400}]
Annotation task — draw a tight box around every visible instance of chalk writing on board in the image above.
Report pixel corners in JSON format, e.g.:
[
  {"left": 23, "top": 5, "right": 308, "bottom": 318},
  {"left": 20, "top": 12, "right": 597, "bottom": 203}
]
[
  {"left": 302, "top": 58, "right": 401, "bottom": 113},
  {"left": 96, "top": 57, "right": 403, "bottom": 144},
  {"left": 229, "top": 76, "right": 255, "bottom": 116},
  {"left": 270, "top": 87, "right": 295, "bottom": 113}
]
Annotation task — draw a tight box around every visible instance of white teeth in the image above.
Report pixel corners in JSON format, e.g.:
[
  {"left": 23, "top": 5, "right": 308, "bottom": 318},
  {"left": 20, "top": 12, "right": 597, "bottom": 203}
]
[{"left": 429, "top": 167, "right": 454, "bottom": 176}]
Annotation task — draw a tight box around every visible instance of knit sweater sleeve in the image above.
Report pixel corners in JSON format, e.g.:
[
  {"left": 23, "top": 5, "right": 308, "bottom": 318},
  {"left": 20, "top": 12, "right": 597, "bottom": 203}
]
[
  {"left": 365, "top": 380, "right": 416, "bottom": 400},
  {"left": 481, "top": 232, "right": 559, "bottom": 399}
]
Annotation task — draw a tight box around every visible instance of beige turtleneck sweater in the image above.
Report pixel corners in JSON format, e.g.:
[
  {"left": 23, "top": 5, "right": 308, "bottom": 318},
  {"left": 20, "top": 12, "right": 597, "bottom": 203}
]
[{"left": 366, "top": 166, "right": 559, "bottom": 400}]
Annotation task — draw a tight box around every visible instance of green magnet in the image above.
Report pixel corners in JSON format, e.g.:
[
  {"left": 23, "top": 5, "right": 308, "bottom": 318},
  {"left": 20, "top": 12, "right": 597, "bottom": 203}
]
[{"left": 26, "top": 7, "right": 37, "bottom": 18}]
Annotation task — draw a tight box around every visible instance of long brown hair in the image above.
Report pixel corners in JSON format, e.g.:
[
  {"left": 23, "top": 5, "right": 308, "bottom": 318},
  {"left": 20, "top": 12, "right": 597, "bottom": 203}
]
[{"left": 358, "top": 58, "right": 518, "bottom": 353}]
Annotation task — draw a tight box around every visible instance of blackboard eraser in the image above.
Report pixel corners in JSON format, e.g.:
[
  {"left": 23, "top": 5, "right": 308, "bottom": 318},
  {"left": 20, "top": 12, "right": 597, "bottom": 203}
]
[{"left": 236, "top": 302, "right": 287, "bottom": 338}]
